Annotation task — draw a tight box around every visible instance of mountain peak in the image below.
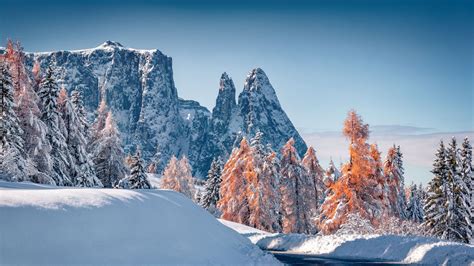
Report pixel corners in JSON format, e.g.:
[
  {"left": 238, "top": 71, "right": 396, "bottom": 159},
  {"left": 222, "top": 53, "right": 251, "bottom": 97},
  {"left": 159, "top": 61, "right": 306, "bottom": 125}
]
[
  {"left": 243, "top": 67, "right": 278, "bottom": 104},
  {"left": 99, "top": 41, "right": 124, "bottom": 48},
  {"left": 219, "top": 72, "right": 235, "bottom": 91}
]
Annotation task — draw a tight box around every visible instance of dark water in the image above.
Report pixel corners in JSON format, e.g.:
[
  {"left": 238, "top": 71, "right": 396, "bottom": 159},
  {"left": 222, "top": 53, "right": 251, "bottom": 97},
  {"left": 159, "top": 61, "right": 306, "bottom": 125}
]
[{"left": 271, "top": 251, "right": 406, "bottom": 266}]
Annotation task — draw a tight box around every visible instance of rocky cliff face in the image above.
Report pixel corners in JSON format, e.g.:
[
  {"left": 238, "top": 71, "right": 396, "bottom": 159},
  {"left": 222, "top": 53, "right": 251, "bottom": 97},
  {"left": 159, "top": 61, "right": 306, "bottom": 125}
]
[
  {"left": 27, "top": 41, "right": 187, "bottom": 170},
  {"left": 22, "top": 42, "right": 307, "bottom": 177},
  {"left": 195, "top": 68, "right": 307, "bottom": 176}
]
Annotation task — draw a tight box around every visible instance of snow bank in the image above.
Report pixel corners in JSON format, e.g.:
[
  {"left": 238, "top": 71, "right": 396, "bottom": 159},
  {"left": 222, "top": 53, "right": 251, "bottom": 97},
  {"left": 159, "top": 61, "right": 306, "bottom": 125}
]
[
  {"left": 221, "top": 219, "right": 474, "bottom": 265},
  {"left": 0, "top": 181, "right": 278, "bottom": 265}
]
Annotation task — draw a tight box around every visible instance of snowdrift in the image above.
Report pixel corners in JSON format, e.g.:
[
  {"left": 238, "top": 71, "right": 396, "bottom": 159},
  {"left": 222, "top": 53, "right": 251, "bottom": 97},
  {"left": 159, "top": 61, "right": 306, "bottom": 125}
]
[
  {"left": 221, "top": 219, "right": 474, "bottom": 265},
  {"left": 0, "top": 181, "right": 278, "bottom": 265}
]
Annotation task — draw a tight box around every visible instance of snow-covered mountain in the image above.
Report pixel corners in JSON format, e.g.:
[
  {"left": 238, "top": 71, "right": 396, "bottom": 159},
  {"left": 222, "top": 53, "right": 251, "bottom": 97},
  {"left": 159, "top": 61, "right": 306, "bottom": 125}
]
[{"left": 21, "top": 41, "right": 307, "bottom": 176}]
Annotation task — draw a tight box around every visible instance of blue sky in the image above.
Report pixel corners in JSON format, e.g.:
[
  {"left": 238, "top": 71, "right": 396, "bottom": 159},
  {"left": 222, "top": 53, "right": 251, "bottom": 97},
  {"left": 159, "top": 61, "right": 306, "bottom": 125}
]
[{"left": 1, "top": 0, "right": 472, "bottom": 182}]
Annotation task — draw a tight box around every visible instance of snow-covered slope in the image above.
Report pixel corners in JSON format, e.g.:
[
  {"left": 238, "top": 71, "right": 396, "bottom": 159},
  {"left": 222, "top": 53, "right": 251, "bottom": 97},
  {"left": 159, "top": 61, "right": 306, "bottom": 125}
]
[
  {"left": 0, "top": 181, "right": 278, "bottom": 265},
  {"left": 221, "top": 219, "right": 474, "bottom": 265}
]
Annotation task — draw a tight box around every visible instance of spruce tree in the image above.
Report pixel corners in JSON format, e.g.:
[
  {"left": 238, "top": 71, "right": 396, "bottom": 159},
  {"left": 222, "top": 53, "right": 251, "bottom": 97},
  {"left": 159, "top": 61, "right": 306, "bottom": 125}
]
[
  {"left": 384, "top": 145, "right": 407, "bottom": 219},
  {"left": 38, "top": 66, "right": 72, "bottom": 186},
  {"left": 423, "top": 141, "right": 449, "bottom": 237},
  {"left": 70, "top": 89, "right": 90, "bottom": 140},
  {"left": 280, "top": 138, "right": 314, "bottom": 234},
  {"left": 92, "top": 111, "right": 127, "bottom": 187},
  {"left": 443, "top": 137, "right": 471, "bottom": 243},
  {"left": 7, "top": 45, "right": 53, "bottom": 184},
  {"left": 58, "top": 88, "right": 101, "bottom": 187},
  {"left": 460, "top": 137, "right": 473, "bottom": 238},
  {"left": 406, "top": 183, "right": 423, "bottom": 223},
  {"left": 128, "top": 150, "right": 151, "bottom": 189},
  {"left": 200, "top": 157, "right": 223, "bottom": 216},
  {"left": 0, "top": 62, "right": 27, "bottom": 181},
  {"left": 301, "top": 146, "right": 325, "bottom": 212},
  {"left": 396, "top": 146, "right": 408, "bottom": 219},
  {"left": 247, "top": 132, "right": 281, "bottom": 233}
]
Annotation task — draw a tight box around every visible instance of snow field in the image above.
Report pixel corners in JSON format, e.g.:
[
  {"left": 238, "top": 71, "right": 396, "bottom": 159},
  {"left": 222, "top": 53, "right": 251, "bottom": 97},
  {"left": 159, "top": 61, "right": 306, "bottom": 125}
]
[{"left": 0, "top": 181, "right": 279, "bottom": 265}]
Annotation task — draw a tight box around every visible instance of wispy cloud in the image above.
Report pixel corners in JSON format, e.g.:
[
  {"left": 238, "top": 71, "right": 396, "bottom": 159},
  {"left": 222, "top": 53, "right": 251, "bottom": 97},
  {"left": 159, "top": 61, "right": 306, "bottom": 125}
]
[{"left": 302, "top": 125, "right": 474, "bottom": 185}]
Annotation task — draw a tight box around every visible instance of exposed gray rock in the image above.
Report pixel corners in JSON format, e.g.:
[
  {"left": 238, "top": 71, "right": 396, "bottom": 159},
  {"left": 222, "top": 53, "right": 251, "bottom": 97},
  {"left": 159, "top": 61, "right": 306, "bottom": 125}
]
[{"left": 19, "top": 42, "right": 307, "bottom": 177}]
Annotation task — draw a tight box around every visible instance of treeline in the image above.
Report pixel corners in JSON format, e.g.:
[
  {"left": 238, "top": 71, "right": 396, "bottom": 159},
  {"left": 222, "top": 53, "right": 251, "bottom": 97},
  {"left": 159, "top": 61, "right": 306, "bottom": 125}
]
[{"left": 200, "top": 111, "right": 433, "bottom": 236}]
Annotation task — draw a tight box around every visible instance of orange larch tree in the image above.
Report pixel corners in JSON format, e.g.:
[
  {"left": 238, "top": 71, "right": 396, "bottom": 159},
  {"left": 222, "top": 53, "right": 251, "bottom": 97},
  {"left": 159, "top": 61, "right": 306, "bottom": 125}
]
[{"left": 318, "top": 110, "right": 384, "bottom": 234}]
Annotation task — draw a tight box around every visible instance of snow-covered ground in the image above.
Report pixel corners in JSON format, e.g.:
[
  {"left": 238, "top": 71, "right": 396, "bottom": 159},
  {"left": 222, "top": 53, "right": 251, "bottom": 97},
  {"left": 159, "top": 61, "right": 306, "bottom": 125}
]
[
  {"left": 220, "top": 219, "right": 474, "bottom": 265},
  {"left": 0, "top": 181, "right": 278, "bottom": 265}
]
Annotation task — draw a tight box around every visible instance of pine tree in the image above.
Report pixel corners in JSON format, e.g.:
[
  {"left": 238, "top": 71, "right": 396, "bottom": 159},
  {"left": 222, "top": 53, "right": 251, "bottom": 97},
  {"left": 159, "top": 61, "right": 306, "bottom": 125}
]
[
  {"left": 423, "top": 141, "right": 449, "bottom": 237},
  {"left": 92, "top": 111, "right": 127, "bottom": 187},
  {"left": 443, "top": 137, "right": 471, "bottom": 243},
  {"left": 127, "top": 150, "right": 151, "bottom": 189},
  {"left": 280, "top": 138, "right": 314, "bottom": 234},
  {"left": 200, "top": 157, "right": 223, "bottom": 216},
  {"left": 0, "top": 61, "right": 27, "bottom": 181},
  {"left": 218, "top": 138, "right": 251, "bottom": 225},
  {"left": 459, "top": 137, "right": 473, "bottom": 239},
  {"left": 58, "top": 88, "right": 101, "bottom": 187},
  {"left": 406, "top": 183, "right": 423, "bottom": 223},
  {"left": 302, "top": 146, "right": 325, "bottom": 212},
  {"left": 38, "top": 65, "right": 72, "bottom": 186}
]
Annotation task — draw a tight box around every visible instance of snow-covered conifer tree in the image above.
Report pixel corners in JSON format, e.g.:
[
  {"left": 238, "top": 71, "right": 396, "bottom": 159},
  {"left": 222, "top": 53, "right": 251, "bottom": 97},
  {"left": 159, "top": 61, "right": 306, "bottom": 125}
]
[
  {"left": 0, "top": 62, "right": 27, "bottom": 181},
  {"left": 92, "top": 111, "right": 127, "bottom": 187},
  {"left": 58, "top": 88, "right": 101, "bottom": 187},
  {"left": 38, "top": 66, "right": 73, "bottom": 186},
  {"left": 218, "top": 138, "right": 251, "bottom": 225},
  {"left": 326, "top": 159, "right": 341, "bottom": 183},
  {"left": 70, "top": 89, "right": 90, "bottom": 139},
  {"left": 406, "top": 183, "right": 424, "bottom": 223},
  {"left": 302, "top": 146, "right": 325, "bottom": 211},
  {"left": 127, "top": 150, "right": 151, "bottom": 189},
  {"left": 280, "top": 138, "right": 314, "bottom": 234},
  {"left": 3, "top": 43, "right": 53, "bottom": 184},
  {"left": 370, "top": 144, "right": 390, "bottom": 217},
  {"left": 247, "top": 132, "right": 281, "bottom": 232},
  {"left": 459, "top": 137, "right": 473, "bottom": 236},
  {"left": 396, "top": 146, "right": 408, "bottom": 219},
  {"left": 384, "top": 145, "right": 407, "bottom": 218},
  {"left": 261, "top": 151, "right": 282, "bottom": 232},
  {"left": 200, "top": 157, "right": 223, "bottom": 216},
  {"left": 443, "top": 137, "right": 471, "bottom": 243},
  {"left": 423, "top": 140, "right": 449, "bottom": 237},
  {"left": 319, "top": 110, "right": 383, "bottom": 234}
]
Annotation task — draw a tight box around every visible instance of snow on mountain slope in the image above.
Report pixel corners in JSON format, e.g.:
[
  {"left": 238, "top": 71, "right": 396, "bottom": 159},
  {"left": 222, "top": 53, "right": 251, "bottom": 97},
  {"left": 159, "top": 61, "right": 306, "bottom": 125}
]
[
  {"left": 15, "top": 42, "right": 308, "bottom": 177},
  {"left": 221, "top": 219, "right": 474, "bottom": 265},
  {"left": 0, "top": 181, "right": 278, "bottom": 265}
]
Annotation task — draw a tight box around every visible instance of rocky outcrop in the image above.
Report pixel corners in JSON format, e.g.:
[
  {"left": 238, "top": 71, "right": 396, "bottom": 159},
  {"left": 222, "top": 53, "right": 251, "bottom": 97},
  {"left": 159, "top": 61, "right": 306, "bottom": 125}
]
[{"left": 22, "top": 42, "right": 307, "bottom": 177}]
